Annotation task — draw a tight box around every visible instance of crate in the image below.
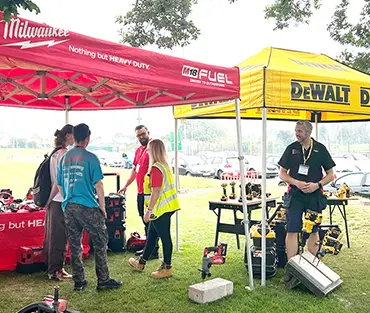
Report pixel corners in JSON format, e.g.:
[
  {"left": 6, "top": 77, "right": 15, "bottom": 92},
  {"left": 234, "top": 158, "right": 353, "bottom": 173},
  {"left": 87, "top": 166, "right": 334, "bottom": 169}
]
[{"left": 16, "top": 246, "right": 46, "bottom": 273}]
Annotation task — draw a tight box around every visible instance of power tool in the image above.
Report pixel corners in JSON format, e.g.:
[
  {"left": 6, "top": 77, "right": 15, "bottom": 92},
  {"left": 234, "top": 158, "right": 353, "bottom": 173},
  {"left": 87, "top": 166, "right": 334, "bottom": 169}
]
[
  {"left": 316, "top": 226, "right": 343, "bottom": 260},
  {"left": 198, "top": 243, "right": 228, "bottom": 280},
  {"left": 299, "top": 209, "right": 323, "bottom": 255},
  {"left": 16, "top": 286, "right": 80, "bottom": 313},
  {"left": 220, "top": 183, "right": 228, "bottom": 201}
]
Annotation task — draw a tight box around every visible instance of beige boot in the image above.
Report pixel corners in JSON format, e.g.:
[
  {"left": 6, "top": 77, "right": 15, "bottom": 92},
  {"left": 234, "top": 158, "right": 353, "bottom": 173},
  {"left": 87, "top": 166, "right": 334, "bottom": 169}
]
[
  {"left": 129, "top": 257, "right": 145, "bottom": 272},
  {"left": 151, "top": 262, "right": 172, "bottom": 279}
]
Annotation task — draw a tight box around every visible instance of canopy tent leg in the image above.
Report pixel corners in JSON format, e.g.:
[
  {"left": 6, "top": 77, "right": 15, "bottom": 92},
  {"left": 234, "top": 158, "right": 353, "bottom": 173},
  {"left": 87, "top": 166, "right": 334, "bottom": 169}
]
[
  {"left": 174, "top": 118, "right": 180, "bottom": 252},
  {"left": 64, "top": 96, "right": 70, "bottom": 124},
  {"left": 261, "top": 107, "right": 267, "bottom": 287},
  {"left": 235, "top": 98, "right": 254, "bottom": 290},
  {"left": 315, "top": 113, "right": 319, "bottom": 140}
]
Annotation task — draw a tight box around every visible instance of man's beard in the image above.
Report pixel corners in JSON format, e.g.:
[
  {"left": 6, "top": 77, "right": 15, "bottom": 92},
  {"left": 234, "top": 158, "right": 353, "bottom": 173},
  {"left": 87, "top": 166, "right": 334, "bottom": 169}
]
[{"left": 140, "top": 138, "right": 149, "bottom": 146}]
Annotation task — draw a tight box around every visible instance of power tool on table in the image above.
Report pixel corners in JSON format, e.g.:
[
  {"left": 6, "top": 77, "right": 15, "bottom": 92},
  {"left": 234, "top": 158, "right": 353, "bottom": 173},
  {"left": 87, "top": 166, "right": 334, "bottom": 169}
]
[
  {"left": 16, "top": 286, "right": 80, "bottom": 313},
  {"left": 198, "top": 243, "right": 228, "bottom": 280},
  {"left": 299, "top": 209, "right": 323, "bottom": 256}
]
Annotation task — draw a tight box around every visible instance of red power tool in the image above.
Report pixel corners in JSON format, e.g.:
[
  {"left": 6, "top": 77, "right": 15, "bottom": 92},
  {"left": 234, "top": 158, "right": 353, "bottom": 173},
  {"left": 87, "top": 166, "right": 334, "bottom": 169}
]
[{"left": 198, "top": 243, "right": 228, "bottom": 280}]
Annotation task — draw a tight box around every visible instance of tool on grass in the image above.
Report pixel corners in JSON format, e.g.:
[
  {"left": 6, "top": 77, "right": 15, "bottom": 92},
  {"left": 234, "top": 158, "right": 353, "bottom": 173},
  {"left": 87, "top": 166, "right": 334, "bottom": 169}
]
[
  {"left": 198, "top": 243, "right": 228, "bottom": 280},
  {"left": 299, "top": 210, "right": 323, "bottom": 259}
]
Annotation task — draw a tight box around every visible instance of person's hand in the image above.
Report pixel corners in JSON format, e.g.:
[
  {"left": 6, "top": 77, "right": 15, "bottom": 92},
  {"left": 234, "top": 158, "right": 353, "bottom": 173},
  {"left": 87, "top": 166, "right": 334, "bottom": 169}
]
[
  {"left": 301, "top": 182, "right": 319, "bottom": 194},
  {"left": 118, "top": 185, "right": 127, "bottom": 194},
  {"left": 143, "top": 210, "right": 152, "bottom": 223},
  {"left": 295, "top": 180, "right": 309, "bottom": 191},
  {"left": 99, "top": 205, "right": 107, "bottom": 218}
]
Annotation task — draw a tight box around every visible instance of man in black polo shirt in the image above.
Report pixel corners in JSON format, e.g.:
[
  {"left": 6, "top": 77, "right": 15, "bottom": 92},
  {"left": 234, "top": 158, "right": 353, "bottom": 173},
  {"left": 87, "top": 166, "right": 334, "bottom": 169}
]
[{"left": 278, "top": 120, "right": 335, "bottom": 280}]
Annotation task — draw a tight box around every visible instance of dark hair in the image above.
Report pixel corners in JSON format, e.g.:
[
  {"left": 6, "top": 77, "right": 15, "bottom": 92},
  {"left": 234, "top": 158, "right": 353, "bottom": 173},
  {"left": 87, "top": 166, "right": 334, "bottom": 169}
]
[
  {"left": 135, "top": 125, "right": 147, "bottom": 132},
  {"left": 73, "top": 123, "right": 91, "bottom": 142},
  {"left": 54, "top": 124, "right": 73, "bottom": 147}
]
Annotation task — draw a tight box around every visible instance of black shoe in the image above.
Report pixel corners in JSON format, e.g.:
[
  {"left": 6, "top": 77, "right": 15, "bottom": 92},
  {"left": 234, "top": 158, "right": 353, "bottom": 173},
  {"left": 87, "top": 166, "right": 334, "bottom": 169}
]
[
  {"left": 97, "top": 278, "right": 123, "bottom": 290},
  {"left": 135, "top": 249, "right": 144, "bottom": 256},
  {"left": 74, "top": 279, "right": 88, "bottom": 291}
]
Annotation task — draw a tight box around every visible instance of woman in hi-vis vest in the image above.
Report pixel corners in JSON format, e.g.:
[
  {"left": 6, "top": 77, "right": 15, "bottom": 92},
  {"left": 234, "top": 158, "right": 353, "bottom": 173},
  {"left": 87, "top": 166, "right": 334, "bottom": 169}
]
[{"left": 129, "top": 139, "right": 180, "bottom": 279}]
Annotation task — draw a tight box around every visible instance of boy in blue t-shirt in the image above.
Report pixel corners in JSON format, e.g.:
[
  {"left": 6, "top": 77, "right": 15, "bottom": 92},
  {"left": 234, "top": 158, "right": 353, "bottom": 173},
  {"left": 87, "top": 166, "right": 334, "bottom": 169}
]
[{"left": 57, "top": 123, "right": 122, "bottom": 291}]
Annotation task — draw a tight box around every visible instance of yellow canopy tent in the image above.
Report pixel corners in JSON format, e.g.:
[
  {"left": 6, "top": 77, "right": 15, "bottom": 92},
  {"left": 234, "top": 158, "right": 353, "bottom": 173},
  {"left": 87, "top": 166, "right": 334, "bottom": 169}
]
[
  {"left": 173, "top": 47, "right": 370, "bottom": 286},
  {"left": 174, "top": 47, "right": 370, "bottom": 121}
]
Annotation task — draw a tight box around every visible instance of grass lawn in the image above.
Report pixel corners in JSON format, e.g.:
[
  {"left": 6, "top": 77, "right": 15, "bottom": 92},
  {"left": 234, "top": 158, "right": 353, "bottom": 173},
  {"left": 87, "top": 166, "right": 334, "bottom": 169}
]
[{"left": 0, "top": 149, "right": 369, "bottom": 313}]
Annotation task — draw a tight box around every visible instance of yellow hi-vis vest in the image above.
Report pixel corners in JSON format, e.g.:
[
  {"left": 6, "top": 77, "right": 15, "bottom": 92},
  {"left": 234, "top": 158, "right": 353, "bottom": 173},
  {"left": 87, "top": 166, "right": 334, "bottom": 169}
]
[{"left": 144, "top": 162, "right": 180, "bottom": 220}]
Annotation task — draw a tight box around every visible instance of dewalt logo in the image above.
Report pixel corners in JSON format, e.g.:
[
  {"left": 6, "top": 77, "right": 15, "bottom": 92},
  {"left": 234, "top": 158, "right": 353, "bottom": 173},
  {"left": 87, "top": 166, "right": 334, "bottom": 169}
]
[{"left": 291, "top": 79, "right": 350, "bottom": 105}]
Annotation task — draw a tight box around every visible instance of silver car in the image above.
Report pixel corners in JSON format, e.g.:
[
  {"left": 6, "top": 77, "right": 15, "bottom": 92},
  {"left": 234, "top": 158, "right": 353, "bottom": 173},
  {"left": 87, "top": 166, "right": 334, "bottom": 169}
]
[{"left": 325, "top": 172, "right": 370, "bottom": 197}]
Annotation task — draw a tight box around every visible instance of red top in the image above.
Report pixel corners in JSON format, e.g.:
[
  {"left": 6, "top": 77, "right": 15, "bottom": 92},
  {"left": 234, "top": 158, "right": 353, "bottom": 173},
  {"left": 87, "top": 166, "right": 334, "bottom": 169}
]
[
  {"left": 134, "top": 145, "right": 150, "bottom": 194},
  {"left": 151, "top": 167, "right": 163, "bottom": 188}
]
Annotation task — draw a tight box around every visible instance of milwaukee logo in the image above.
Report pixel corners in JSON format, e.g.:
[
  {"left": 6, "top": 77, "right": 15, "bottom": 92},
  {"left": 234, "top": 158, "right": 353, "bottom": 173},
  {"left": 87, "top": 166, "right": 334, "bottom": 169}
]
[
  {"left": 182, "top": 65, "right": 233, "bottom": 86},
  {"left": 1, "top": 18, "right": 69, "bottom": 48}
]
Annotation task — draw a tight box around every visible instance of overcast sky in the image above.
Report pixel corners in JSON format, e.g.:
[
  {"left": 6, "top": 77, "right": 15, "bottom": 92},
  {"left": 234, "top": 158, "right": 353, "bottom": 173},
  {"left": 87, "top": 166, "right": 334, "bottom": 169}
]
[{"left": 0, "top": 0, "right": 365, "bottom": 139}]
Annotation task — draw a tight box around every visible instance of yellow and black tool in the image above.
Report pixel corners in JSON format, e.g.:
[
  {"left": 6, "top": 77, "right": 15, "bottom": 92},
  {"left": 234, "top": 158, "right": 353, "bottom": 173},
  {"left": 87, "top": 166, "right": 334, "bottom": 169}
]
[
  {"left": 220, "top": 183, "right": 228, "bottom": 201},
  {"left": 316, "top": 227, "right": 343, "bottom": 260},
  {"left": 229, "top": 181, "right": 236, "bottom": 200},
  {"left": 299, "top": 209, "right": 323, "bottom": 254}
]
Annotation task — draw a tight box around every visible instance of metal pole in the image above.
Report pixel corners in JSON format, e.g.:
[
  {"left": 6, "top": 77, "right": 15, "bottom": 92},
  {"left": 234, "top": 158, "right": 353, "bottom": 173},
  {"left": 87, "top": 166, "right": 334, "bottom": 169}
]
[
  {"left": 235, "top": 99, "right": 254, "bottom": 290},
  {"left": 174, "top": 118, "right": 180, "bottom": 251},
  {"left": 64, "top": 96, "right": 70, "bottom": 124},
  {"left": 261, "top": 107, "right": 267, "bottom": 287},
  {"left": 315, "top": 113, "right": 319, "bottom": 140}
]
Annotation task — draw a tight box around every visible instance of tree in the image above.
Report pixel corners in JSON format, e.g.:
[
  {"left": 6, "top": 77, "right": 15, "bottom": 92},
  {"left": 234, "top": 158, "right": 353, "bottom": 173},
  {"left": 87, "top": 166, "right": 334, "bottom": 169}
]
[
  {"left": 0, "top": 1, "right": 40, "bottom": 21},
  {"left": 276, "top": 130, "right": 295, "bottom": 148},
  {"left": 264, "top": 0, "right": 370, "bottom": 73},
  {"left": 116, "top": 0, "right": 237, "bottom": 49}
]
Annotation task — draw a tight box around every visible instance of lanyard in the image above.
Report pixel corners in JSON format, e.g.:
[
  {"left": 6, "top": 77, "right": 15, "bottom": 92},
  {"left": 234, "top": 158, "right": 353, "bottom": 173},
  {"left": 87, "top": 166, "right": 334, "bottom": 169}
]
[
  {"left": 137, "top": 146, "right": 147, "bottom": 164},
  {"left": 302, "top": 138, "right": 313, "bottom": 165}
]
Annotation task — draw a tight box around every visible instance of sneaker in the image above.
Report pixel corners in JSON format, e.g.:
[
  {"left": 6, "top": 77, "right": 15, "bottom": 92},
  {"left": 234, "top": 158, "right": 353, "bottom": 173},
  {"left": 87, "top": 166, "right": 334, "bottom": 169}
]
[
  {"left": 151, "top": 262, "right": 172, "bottom": 279},
  {"left": 129, "top": 257, "right": 145, "bottom": 272},
  {"left": 48, "top": 269, "right": 73, "bottom": 281},
  {"left": 74, "top": 280, "right": 88, "bottom": 291},
  {"left": 97, "top": 279, "right": 123, "bottom": 290}
]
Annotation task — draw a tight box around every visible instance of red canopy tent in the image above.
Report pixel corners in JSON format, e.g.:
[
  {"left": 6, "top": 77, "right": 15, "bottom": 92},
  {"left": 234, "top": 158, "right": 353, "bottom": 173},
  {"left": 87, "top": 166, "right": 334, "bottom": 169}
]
[{"left": 0, "top": 13, "right": 239, "bottom": 111}]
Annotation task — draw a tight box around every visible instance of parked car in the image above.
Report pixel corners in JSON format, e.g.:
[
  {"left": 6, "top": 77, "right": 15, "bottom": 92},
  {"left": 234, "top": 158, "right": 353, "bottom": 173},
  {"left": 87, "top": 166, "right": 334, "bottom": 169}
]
[
  {"left": 324, "top": 172, "right": 370, "bottom": 197},
  {"left": 207, "top": 155, "right": 279, "bottom": 179},
  {"left": 266, "top": 154, "right": 282, "bottom": 169},
  {"left": 171, "top": 155, "right": 215, "bottom": 177},
  {"left": 333, "top": 153, "right": 370, "bottom": 172},
  {"left": 97, "top": 151, "right": 125, "bottom": 168}
]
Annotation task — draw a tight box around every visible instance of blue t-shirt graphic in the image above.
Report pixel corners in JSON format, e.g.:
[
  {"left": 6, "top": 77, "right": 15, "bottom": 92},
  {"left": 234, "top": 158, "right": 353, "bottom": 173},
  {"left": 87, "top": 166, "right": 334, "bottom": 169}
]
[{"left": 57, "top": 147, "right": 103, "bottom": 211}]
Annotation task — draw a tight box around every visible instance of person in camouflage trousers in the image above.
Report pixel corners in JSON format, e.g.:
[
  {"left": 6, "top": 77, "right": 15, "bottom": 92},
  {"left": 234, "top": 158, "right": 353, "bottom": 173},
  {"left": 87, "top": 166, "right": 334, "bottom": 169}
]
[
  {"left": 64, "top": 203, "right": 110, "bottom": 285},
  {"left": 57, "top": 124, "right": 122, "bottom": 291}
]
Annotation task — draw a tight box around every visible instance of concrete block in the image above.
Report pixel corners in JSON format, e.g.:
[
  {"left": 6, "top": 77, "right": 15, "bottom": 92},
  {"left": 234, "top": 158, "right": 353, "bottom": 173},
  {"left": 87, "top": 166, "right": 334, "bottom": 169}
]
[{"left": 188, "top": 278, "right": 233, "bottom": 304}]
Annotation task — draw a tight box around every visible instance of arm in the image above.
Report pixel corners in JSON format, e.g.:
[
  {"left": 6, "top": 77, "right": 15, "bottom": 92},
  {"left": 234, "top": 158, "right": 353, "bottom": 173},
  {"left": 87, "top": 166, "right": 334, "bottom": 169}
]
[
  {"left": 280, "top": 167, "right": 308, "bottom": 190},
  {"left": 319, "top": 168, "right": 334, "bottom": 186},
  {"left": 119, "top": 168, "right": 136, "bottom": 193},
  {"left": 45, "top": 183, "right": 59, "bottom": 207},
  {"left": 144, "top": 187, "right": 161, "bottom": 222},
  {"left": 57, "top": 185, "right": 63, "bottom": 197},
  {"left": 95, "top": 180, "right": 106, "bottom": 218}
]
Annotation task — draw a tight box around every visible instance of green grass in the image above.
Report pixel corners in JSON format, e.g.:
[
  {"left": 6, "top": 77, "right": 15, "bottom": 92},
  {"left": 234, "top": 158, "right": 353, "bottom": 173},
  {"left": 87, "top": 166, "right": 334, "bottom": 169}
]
[{"left": 0, "top": 149, "right": 369, "bottom": 313}]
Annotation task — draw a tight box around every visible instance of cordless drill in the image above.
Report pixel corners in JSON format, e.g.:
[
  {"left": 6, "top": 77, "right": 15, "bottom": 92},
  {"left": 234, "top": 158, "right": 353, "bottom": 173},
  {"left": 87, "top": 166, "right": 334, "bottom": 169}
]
[
  {"left": 299, "top": 209, "right": 323, "bottom": 254},
  {"left": 198, "top": 243, "right": 228, "bottom": 280}
]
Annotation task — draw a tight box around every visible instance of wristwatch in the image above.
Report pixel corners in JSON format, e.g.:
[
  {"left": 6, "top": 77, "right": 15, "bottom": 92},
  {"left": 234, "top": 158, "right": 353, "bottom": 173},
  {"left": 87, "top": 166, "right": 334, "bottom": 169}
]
[{"left": 318, "top": 182, "right": 323, "bottom": 189}]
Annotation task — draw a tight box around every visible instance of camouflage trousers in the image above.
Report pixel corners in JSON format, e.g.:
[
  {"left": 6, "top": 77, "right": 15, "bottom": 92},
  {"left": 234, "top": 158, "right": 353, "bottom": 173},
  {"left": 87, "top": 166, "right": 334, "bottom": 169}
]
[{"left": 64, "top": 203, "right": 110, "bottom": 283}]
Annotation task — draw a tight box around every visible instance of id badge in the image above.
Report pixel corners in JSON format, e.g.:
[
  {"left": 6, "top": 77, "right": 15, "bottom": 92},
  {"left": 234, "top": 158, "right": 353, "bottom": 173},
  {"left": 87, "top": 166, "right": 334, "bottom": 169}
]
[
  {"left": 136, "top": 164, "right": 140, "bottom": 173},
  {"left": 298, "top": 164, "right": 309, "bottom": 176}
]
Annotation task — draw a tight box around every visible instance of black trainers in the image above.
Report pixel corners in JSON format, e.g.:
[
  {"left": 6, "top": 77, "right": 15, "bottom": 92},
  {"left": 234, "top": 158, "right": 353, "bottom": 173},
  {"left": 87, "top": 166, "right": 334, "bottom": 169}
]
[
  {"left": 97, "top": 278, "right": 123, "bottom": 290},
  {"left": 74, "top": 279, "right": 88, "bottom": 291}
]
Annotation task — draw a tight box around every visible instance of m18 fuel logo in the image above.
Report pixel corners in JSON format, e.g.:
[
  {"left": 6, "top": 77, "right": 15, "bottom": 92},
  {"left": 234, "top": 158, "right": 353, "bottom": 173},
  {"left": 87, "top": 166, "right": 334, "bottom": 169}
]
[
  {"left": 291, "top": 79, "right": 350, "bottom": 105},
  {"left": 181, "top": 65, "right": 233, "bottom": 87}
]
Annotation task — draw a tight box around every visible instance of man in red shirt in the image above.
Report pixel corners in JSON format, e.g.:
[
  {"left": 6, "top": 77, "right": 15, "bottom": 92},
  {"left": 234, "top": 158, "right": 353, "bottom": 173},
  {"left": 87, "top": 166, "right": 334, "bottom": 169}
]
[{"left": 119, "top": 125, "right": 159, "bottom": 259}]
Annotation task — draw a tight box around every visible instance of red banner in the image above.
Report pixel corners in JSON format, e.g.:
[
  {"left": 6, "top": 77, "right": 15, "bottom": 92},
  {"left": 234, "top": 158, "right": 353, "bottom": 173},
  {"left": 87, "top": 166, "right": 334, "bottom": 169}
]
[{"left": 0, "top": 210, "right": 46, "bottom": 271}]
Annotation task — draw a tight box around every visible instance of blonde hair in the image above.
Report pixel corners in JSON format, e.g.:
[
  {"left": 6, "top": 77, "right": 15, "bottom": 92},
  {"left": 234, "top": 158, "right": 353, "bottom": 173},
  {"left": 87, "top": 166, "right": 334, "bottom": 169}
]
[{"left": 148, "top": 139, "right": 170, "bottom": 170}]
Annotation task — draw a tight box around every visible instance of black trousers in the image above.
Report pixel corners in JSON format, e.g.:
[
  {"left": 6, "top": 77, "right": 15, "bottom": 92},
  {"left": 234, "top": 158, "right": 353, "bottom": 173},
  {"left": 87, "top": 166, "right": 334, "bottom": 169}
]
[
  {"left": 43, "top": 200, "right": 67, "bottom": 274},
  {"left": 137, "top": 193, "right": 159, "bottom": 254},
  {"left": 142, "top": 212, "right": 173, "bottom": 265}
]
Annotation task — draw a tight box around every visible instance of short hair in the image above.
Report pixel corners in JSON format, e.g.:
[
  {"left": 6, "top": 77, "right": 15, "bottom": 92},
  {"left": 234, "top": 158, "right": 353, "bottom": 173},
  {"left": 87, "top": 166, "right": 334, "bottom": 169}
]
[
  {"left": 135, "top": 125, "right": 147, "bottom": 132},
  {"left": 296, "top": 120, "right": 313, "bottom": 135},
  {"left": 73, "top": 123, "right": 91, "bottom": 142}
]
